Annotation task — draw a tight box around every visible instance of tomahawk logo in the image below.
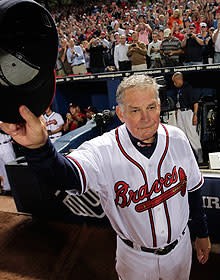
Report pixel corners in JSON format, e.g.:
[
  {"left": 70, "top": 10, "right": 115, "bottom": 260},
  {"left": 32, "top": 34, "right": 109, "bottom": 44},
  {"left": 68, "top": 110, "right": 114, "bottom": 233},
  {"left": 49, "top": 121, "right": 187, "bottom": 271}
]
[{"left": 114, "top": 166, "right": 187, "bottom": 212}]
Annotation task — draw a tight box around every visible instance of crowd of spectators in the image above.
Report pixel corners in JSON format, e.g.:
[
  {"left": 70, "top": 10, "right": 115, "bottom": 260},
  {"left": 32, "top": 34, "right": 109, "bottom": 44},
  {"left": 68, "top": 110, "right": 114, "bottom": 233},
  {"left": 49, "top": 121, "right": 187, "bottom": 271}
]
[{"left": 53, "top": 0, "right": 220, "bottom": 76}]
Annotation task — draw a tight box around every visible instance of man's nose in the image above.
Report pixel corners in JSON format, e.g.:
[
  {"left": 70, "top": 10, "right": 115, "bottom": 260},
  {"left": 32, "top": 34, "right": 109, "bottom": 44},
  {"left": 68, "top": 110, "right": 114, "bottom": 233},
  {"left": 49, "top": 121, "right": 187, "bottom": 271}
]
[{"left": 140, "top": 110, "right": 150, "bottom": 121}]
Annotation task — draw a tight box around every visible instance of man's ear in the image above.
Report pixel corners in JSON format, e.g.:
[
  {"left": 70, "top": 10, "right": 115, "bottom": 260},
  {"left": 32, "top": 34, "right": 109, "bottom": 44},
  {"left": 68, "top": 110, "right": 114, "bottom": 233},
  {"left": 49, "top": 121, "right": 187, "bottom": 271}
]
[{"left": 116, "top": 105, "right": 125, "bottom": 123}]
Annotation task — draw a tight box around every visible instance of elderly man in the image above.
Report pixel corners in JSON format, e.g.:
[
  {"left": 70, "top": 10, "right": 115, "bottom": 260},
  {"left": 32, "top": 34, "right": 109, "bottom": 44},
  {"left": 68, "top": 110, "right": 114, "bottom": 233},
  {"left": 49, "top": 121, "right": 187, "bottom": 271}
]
[
  {"left": 114, "top": 35, "right": 131, "bottom": 71},
  {"left": 1, "top": 74, "right": 210, "bottom": 280}
]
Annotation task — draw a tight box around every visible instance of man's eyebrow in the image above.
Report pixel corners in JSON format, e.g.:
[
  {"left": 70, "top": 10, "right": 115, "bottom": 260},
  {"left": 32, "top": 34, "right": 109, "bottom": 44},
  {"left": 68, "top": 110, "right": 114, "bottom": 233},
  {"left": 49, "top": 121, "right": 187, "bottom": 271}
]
[{"left": 128, "top": 105, "right": 140, "bottom": 110}]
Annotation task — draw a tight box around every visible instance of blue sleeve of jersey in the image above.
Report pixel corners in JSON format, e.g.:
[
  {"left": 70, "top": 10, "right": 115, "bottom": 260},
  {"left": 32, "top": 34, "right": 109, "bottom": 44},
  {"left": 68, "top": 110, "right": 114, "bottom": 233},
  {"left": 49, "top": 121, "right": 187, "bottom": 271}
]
[
  {"left": 22, "top": 138, "right": 82, "bottom": 192},
  {"left": 188, "top": 186, "right": 209, "bottom": 238}
]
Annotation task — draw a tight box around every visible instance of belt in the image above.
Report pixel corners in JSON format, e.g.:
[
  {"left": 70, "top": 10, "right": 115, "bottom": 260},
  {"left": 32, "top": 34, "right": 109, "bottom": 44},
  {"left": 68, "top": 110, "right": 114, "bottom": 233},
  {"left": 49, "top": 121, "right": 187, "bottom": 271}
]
[
  {"left": 178, "top": 108, "right": 190, "bottom": 111},
  {"left": 73, "top": 63, "right": 84, "bottom": 66},
  {"left": 0, "top": 140, "right": 10, "bottom": 145},
  {"left": 119, "top": 228, "right": 186, "bottom": 255},
  {"left": 50, "top": 136, "right": 60, "bottom": 139}
]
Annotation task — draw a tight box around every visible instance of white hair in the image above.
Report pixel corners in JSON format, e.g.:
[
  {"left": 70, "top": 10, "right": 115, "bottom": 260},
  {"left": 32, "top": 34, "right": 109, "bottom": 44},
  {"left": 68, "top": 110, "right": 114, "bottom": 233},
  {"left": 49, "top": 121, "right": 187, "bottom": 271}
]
[{"left": 116, "top": 74, "right": 160, "bottom": 107}]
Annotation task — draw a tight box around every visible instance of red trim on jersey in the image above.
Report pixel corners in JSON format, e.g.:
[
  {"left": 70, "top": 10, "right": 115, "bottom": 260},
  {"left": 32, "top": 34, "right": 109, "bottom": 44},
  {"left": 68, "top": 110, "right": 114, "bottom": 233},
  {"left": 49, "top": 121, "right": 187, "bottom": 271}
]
[
  {"left": 159, "top": 123, "right": 172, "bottom": 244},
  {"left": 115, "top": 127, "right": 157, "bottom": 247},
  {"left": 67, "top": 156, "right": 86, "bottom": 193},
  {"left": 115, "top": 128, "right": 148, "bottom": 183}
]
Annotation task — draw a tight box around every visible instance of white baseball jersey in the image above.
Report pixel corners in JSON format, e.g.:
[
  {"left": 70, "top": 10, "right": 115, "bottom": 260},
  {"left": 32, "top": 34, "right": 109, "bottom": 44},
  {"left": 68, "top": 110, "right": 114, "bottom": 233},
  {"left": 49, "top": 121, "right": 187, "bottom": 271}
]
[
  {"left": 67, "top": 123, "right": 203, "bottom": 249},
  {"left": 43, "top": 112, "right": 64, "bottom": 143}
]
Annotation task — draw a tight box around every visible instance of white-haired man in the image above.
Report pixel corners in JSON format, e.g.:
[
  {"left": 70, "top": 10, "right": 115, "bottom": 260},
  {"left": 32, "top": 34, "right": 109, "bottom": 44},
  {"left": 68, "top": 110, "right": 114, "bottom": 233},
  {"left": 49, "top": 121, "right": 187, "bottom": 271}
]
[{"left": 1, "top": 74, "right": 210, "bottom": 280}]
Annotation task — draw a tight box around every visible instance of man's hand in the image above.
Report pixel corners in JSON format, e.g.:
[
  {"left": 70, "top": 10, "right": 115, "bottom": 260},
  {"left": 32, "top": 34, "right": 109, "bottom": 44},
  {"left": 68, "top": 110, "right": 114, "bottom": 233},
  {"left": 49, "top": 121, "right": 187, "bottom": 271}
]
[
  {"left": 192, "top": 114, "right": 198, "bottom": 125},
  {"left": 195, "top": 237, "right": 211, "bottom": 264},
  {"left": 0, "top": 105, "right": 48, "bottom": 149}
]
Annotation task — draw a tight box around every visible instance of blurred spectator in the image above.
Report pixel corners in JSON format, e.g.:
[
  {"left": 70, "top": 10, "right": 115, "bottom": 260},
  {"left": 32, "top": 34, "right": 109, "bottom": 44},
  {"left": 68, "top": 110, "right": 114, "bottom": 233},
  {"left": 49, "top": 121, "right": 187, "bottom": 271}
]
[
  {"left": 114, "top": 35, "right": 131, "bottom": 71},
  {"left": 43, "top": 107, "right": 64, "bottom": 143},
  {"left": 213, "top": 11, "right": 220, "bottom": 29},
  {"left": 136, "top": 15, "right": 152, "bottom": 46},
  {"left": 147, "top": 31, "right": 162, "bottom": 68},
  {"left": 158, "top": 27, "right": 164, "bottom": 41},
  {"left": 63, "top": 104, "right": 87, "bottom": 133},
  {"left": 81, "top": 40, "right": 91, "bottom": 72},
  {"left": 206, "top": 27, "right": 215, "bottom": 64},
  {"left": 158, "top": 14, "right": 167, "bottom": 28},
  {"left": 199, "top": 22, "right": 209, "bottom": 64},
  {"left": 51, "top": 0, "right": 220, "bottom": 75},
  {"left": 160, "top": 28, "right": 183, "bottom": 67},
  {"left": 56, "top": 38, "right": 72, "bottom": 76},
  {"left": 63, "top": 112, "right": 78, "bottom": 133},
  {"left": 0, "top": 130, "right": 16, "bottom": 195},
  {"left": 84, "top": 105, "right": 99, "bottom": 123},
  {"left": 113, "top": 22, "right": 126, "bottom": 35},
  {"left": 75, "top": 105, "right": 87, "bottom": 127},
  {"left": 87, "top": 37, "right": 107, "bottom": 73},
  {"left": 181, "top": 23, "right": 204, "bottom": 65},
  {"left": 168, "top": 9, "right": 183, "bottom": 30},
  {"left": 127, "top": 31, "right": 147, "bottom": 71},
  {"left": 172, "top": 22, "right": 184, "bottom": 41},
  {"left": 100, "top": 31, "right": 110, "bottom": 48},
  {"left": 191, "top": 13, "right": 200, "bottom": 34},
  {"left": 66, "top": 39, "right": 87, "bottom": 74},
  {"left": 212, "top": 19, "right": 220, "bottom": 63}
]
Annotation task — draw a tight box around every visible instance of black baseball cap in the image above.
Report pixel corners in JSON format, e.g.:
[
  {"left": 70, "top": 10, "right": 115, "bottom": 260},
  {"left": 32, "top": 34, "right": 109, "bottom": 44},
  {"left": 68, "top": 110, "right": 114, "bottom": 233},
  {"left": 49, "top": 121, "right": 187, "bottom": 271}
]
[{"left": 0, "top": 0, "right": 58, "bottom": 123}]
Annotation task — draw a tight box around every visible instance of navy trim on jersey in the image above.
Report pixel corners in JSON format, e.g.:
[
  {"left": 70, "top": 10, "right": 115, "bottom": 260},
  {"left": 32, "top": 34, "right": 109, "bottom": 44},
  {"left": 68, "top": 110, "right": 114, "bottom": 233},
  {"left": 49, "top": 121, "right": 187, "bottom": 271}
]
[{"left": 67, "top": 156, "right": 87, "bottom": 193}]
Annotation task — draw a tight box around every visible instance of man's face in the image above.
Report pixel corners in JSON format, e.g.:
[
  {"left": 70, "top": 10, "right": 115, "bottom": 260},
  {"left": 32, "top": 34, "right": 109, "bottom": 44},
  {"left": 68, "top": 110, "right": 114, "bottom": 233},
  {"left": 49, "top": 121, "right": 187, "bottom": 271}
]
[
  {"left": 132, "top": 32, "right": 139, "bottom": 41},
  {"left": 189, "top": 26, "right": 195, "bottom": 34},
  {"left": 69, "top": 106, "right": 76, "bottom": 115},
  {"left": 116, "top": 87, "right": 160, "bottom": 143},
  {"left": 152, "top": 33, "right": 158, "bottom": 42},
  {"left": 120, "top": 36, "right": 126, "bottom": 44},
  {"left": 173, "top": 77, "right": 183, "bottom": 88}
]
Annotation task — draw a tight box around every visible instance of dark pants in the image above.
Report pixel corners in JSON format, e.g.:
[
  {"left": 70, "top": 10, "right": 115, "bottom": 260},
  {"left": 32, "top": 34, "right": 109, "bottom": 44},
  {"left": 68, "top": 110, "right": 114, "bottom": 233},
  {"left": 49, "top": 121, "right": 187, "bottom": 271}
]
[
  {"left": 91, "top": 67, "right": 105, "bottom": 74},
  {"left": 119, "top": 60, "right": 131, "bottom": 71},
  {"left": 151, "top": 58, "right": 163, "bottom": 68}
]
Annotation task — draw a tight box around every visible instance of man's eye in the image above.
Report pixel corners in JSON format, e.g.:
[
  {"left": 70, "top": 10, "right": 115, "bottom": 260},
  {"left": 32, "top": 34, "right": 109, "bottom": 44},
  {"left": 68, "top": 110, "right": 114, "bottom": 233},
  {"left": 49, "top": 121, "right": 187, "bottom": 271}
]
[
  {"left": 148, "top": 105, "right": 156, "bottom": 110},
  {"left": 131, "top": 109, "right": 139, "bottom": 113}
]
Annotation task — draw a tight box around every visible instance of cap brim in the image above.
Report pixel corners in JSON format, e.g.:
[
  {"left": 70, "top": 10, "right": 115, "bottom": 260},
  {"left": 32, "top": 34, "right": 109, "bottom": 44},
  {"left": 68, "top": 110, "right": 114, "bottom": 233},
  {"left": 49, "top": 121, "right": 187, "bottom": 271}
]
[{"left": 0, "top": 70, "right": 56, "bottom": 123}]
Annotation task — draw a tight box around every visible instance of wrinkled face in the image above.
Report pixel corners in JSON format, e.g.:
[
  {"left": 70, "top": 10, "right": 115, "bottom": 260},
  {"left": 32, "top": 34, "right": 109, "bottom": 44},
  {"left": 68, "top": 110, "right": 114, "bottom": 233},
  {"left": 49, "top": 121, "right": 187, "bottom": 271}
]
[{"left": 116, "top": 87, "right": 160, "bottom": 143}]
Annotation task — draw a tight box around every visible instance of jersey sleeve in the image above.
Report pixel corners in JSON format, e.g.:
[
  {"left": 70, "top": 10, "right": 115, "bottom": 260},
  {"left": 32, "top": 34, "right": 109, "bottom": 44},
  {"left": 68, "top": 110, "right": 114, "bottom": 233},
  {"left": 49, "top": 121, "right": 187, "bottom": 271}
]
[
  {"left": 23, "top": 138, "right": 82, "bottom": 194},
  {"left": 182, "top": 132, "right": 204, "bottom": 192},
  {"left": 57, "top": 113, "right": 64, "bottom": 126},
  {"left": 66, "top": 139, "right": 107, "bottom": 195}
]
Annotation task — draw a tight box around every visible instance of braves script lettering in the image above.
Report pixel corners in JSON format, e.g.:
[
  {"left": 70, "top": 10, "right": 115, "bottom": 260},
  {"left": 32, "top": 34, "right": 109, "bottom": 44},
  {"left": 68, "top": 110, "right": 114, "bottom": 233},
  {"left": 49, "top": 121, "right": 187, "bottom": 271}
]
[
  {"left": 114, "top": 166, "right": 187, "bottom": 212},
  {"left": 46, "top": 120, "right": 57, "bottom": 126}
]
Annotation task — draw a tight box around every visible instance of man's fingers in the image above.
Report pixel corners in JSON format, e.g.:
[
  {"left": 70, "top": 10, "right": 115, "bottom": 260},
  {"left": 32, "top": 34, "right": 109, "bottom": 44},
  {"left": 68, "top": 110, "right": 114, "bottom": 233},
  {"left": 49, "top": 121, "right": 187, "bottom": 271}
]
[
  {"left": 19, "top": 105, "right": 39, "bottom": 126},
  {"left": 0, "top": 122, "right": 17, "bottom": 135}
]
